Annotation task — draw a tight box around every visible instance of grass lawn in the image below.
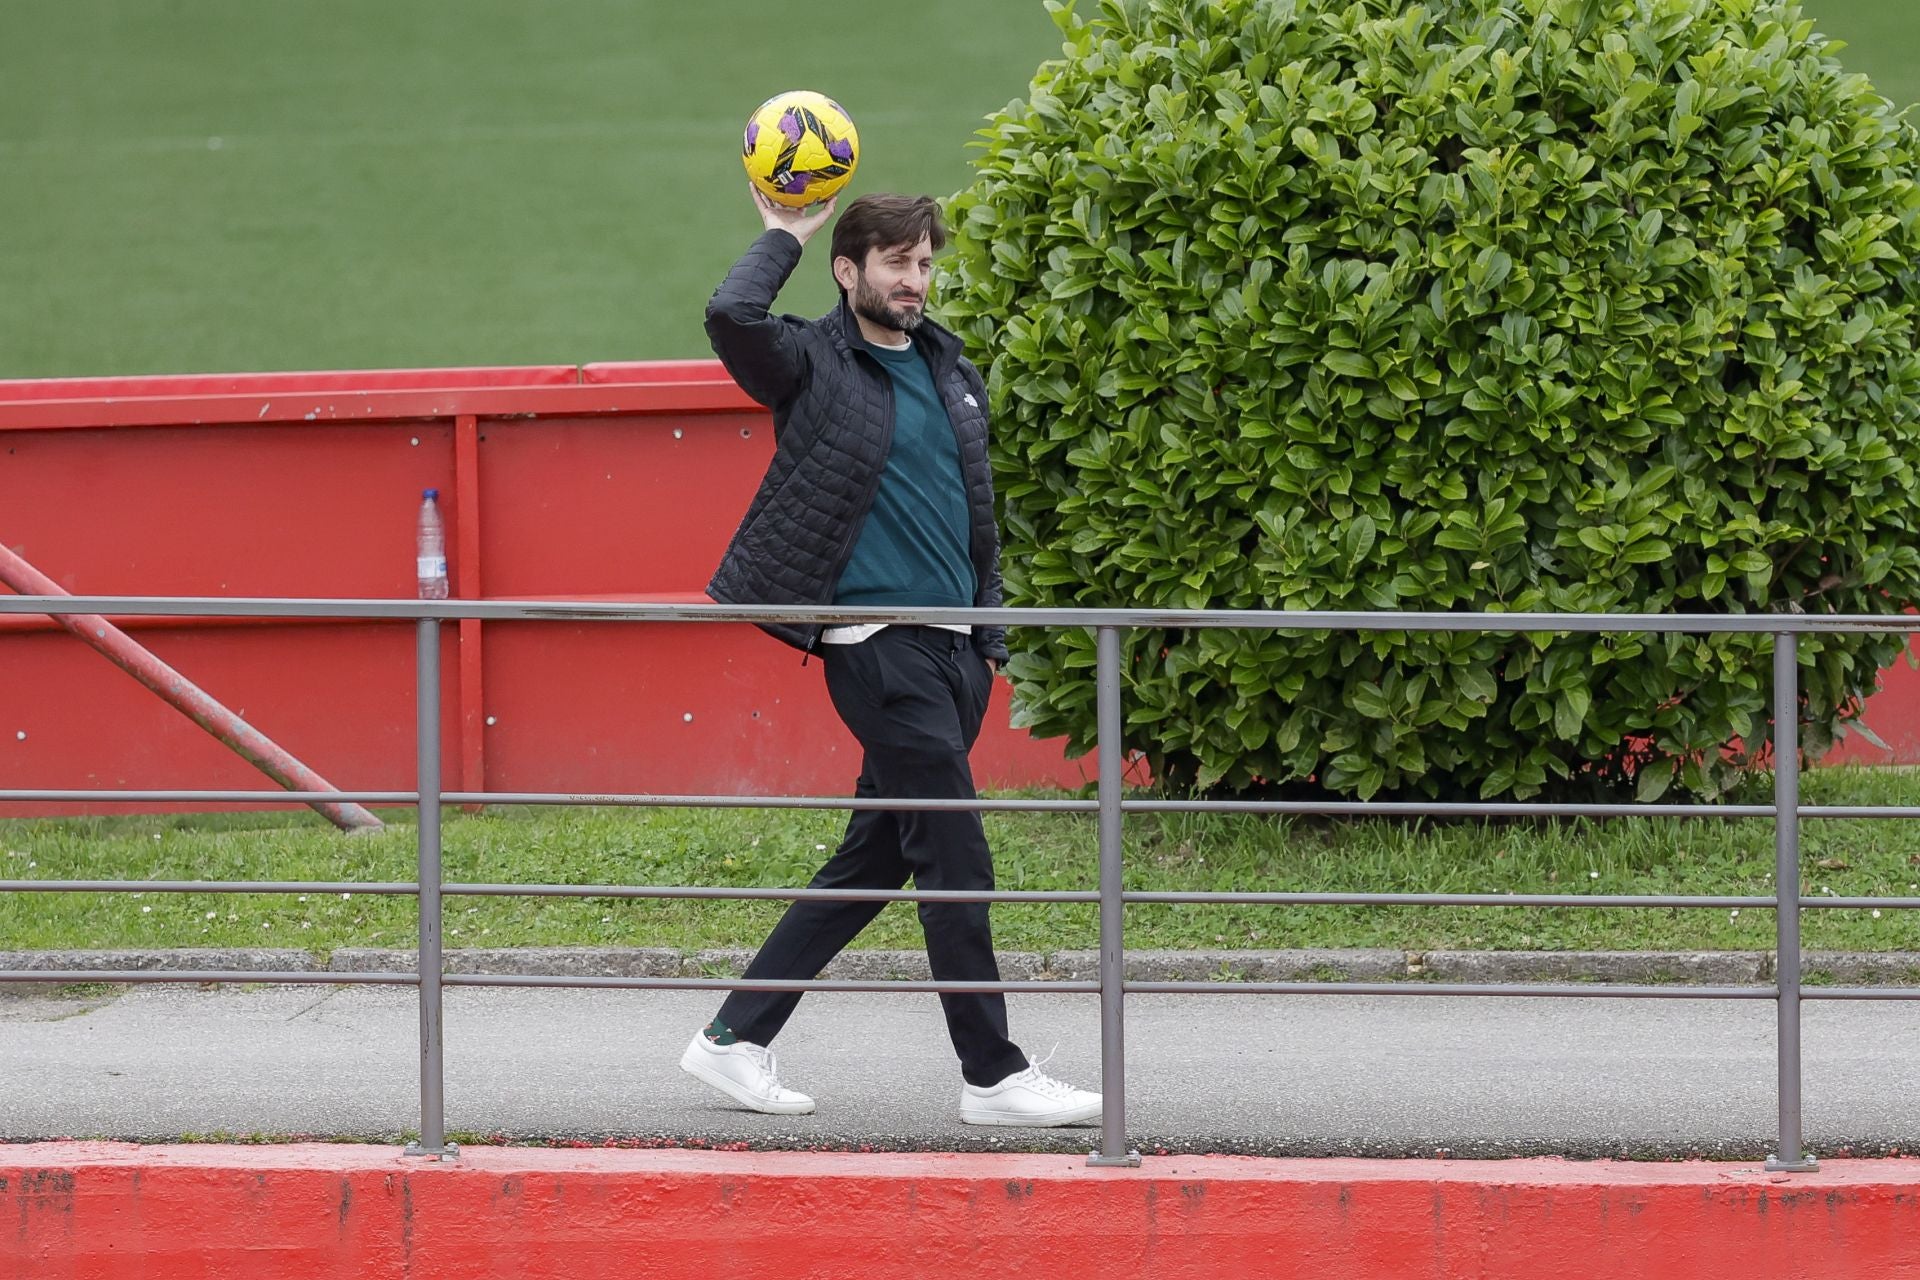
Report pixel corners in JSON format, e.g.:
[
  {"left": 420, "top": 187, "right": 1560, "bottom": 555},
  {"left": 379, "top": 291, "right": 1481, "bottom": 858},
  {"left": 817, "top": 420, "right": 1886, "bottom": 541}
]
[
  {"left": 4, "top": 766, "right": 1916, "bottom": 956},
  {"left": 0, "top": 0, "right": 1056, "bottom": 378},
  {"left": 1, "top": 0, "right": 1914, "bottom": 379}
]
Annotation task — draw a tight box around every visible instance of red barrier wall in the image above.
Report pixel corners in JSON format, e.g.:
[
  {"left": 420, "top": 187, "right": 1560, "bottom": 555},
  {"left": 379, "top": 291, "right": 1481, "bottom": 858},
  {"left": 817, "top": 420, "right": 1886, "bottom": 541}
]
[
  {"left": 0, "top": 364, "right": 1095, "bottom": 815},
  {"left": 6, "top": 1144, "right": 1919, "bottom": 1279},
  {"left": 0, "top": 361, "right": 1909, "bottom": 816}
]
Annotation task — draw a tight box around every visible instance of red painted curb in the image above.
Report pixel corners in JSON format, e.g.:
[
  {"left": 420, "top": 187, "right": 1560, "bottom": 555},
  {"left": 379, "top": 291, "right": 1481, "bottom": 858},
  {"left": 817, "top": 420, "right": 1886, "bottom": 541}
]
[{"left": 5, "top": 1145, "right": 1919, "bottom": 1279}]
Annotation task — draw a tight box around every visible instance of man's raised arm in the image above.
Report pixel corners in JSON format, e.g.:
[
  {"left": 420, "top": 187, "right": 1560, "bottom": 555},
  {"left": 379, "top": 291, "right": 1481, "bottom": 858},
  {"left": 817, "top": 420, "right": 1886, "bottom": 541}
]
[{"left": 703, "top": 189, "right": 839, "bottom": 410}]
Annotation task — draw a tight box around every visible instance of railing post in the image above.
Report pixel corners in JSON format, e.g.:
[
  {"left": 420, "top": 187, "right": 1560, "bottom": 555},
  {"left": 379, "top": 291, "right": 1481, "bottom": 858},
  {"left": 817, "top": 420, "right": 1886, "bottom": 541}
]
[
  {"left": 1087, "top": 625, "right": 1141, "bottom": 1168},
  {"left": 405, "top": 616, "right": 456, "bottom": 1159},
  {"left": 1766, "top": 629, "right": 1816, "bottom": 1172}
]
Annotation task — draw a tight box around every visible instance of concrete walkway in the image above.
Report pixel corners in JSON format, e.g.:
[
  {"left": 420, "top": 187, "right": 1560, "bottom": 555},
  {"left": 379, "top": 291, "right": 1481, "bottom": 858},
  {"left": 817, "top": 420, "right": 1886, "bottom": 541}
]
[{"left": 4, "top": 980, "right": 1916, "bottom": 1159}]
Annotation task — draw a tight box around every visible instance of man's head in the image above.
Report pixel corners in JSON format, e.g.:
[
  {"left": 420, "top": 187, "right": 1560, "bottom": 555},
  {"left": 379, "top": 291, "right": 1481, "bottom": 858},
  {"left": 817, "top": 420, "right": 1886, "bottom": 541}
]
[{"left": 830, "top": 194, "right": 947, "bottom": 335}]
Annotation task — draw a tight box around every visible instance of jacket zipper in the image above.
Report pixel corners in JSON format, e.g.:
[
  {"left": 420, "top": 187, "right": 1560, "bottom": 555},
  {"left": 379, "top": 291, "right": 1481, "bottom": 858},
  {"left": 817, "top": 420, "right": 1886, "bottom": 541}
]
[
  {"left": 804, "top": 358, "right": 895, "bottom": 665},
  {"left": 941, "top": 368, "right": 988, "bottom": 594}
]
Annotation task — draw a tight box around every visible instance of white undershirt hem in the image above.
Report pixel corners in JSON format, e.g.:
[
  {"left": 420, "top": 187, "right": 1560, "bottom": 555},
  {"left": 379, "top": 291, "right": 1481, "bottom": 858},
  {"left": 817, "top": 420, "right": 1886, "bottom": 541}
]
[{"left": 819, "top": 622, "right": 971, "bottom": 645}]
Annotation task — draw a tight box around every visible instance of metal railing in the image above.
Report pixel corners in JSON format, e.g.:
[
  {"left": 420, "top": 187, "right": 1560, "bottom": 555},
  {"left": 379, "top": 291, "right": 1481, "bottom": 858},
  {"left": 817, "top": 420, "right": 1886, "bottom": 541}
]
[{"left": 6, "top": 596, "right": 1920, "bottom": 1169}]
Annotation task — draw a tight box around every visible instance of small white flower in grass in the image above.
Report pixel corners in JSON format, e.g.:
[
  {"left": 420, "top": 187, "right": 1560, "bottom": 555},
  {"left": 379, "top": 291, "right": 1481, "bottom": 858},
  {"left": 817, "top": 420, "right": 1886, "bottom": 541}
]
[
  {"left": 298, "top": 895, "right": 307, "bottom": 903},
  {"left": 1588, "top": 871, "right": 1600, "bottom": 880},
  {"left": 1730, "top": 910, "right": 1741, "bottom": 920},
  {"left": 1872, "top": 910, "right": 1883, "bottom": 919},
  {"left": 205, "top": 911, "right": 215, "bottom": 920},
  {"left": 816, "top": 844, "right": 827, "bottom": 851},
  {"left": 141, "top": 906, "right": 151, "bottom": 914},
  {"left": 341, "top": 893, "right": 352, "bottom": 900},
  {"left": 601, "top": 916, "right": 611, "bottom": 924},
  {"left": 449, "top": 928, "right": 459, "bottom": 937},
  {"left": 261, "top": 922, "right": 271, "bottom": 930}
]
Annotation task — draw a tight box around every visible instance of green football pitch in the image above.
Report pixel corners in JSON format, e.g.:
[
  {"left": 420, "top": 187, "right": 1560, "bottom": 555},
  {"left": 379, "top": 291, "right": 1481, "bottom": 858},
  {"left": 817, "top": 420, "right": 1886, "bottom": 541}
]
[{"left": 1, "top": 1, "right": 1913, "bottom": 379}]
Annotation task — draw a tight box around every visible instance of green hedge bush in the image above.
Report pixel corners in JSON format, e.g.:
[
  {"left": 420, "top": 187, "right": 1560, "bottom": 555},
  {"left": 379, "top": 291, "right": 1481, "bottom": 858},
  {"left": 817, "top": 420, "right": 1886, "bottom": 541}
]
[{"left": 940, "top": 0, "right": 1920, "bottom": 799}]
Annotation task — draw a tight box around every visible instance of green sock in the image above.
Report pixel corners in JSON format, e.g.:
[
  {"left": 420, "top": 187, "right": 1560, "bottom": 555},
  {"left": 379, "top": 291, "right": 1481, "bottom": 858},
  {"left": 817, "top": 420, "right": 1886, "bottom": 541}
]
[{"left": 703, "top": 1018, "right": 738, "bottom": 1046}]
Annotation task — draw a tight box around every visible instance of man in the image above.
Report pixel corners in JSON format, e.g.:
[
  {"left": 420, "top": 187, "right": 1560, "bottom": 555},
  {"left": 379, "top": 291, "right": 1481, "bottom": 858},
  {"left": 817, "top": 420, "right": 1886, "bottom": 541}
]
[{"left": 679, "top": 187, "right": 1101, "bottom": 1128}]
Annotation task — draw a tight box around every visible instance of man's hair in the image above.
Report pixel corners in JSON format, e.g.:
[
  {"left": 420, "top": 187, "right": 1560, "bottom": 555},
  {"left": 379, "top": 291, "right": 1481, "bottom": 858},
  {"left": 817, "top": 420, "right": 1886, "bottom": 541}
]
[{"left": 829, "top": 194, "right": 947, "bottom": 282}]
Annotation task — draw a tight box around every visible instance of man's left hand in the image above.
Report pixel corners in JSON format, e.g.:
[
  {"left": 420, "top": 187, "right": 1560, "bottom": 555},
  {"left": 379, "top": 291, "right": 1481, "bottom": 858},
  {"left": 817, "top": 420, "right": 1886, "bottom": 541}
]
[{"left": 753, "top": 187, "right": 837, "bottom": 246}]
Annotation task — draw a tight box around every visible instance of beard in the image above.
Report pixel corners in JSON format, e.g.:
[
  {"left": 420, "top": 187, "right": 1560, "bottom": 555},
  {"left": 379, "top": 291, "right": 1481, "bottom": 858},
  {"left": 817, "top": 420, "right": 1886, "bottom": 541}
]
[{"left": 851, "top": 272, "right": 925, "bottom": 334}]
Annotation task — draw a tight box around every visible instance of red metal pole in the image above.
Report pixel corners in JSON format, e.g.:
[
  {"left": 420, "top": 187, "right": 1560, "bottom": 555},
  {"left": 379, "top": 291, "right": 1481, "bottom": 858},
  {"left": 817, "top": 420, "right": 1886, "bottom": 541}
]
[{"left": 0, "top": 542, "right": 383, "bottom": 833}]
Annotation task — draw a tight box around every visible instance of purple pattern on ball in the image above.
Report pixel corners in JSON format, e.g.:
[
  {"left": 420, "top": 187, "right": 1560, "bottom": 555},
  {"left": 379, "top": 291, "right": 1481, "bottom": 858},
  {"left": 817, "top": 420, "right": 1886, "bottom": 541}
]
[
  {"left": 779, "top": 111, "right": 804, "bottom": 143},
  {"left": 745, "top": 120, "right": 760, "bottom": 149},
  {"left": 828, "top": 139, "right": 853, "bottom": 163},
  {"left": 781, "top": 174, "right": 811, "bottom": 195}
]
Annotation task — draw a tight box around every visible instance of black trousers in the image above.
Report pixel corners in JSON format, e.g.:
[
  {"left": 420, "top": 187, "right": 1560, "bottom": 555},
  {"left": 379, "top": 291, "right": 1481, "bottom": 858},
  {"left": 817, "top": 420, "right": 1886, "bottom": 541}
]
[{"left": 716, "top": 625, "right": 1029, "bottom": 1088}]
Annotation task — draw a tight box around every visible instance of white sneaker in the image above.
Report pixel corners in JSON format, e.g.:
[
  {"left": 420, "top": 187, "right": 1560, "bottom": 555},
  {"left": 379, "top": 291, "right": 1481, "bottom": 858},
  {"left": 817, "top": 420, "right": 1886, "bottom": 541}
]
[
  {"left": 959, "top": 1060, "right": 1102, "bottom": 1128},
  {"left": 679, "top": 1031, "right": 816, "bottom": 1115}
]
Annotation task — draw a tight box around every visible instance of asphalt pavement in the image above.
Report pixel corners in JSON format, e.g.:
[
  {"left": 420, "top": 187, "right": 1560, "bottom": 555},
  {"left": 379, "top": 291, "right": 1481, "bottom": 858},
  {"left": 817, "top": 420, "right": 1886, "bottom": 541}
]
[{"left": 3, "top": 981, "right": 1915, "bottom": 1159}]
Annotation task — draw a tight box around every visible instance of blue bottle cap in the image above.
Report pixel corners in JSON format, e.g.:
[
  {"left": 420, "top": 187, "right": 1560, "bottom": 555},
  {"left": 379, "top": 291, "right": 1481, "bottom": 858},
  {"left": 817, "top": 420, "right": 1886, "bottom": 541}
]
[{"left": 423, "top": 488, "right": 439, "bottom": 499}]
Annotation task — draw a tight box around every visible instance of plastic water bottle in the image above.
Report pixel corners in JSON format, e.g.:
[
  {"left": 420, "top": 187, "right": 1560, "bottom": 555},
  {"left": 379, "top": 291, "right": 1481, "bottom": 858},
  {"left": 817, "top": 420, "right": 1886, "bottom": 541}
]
[{"left": 417, "top": 488, "right": 449, "bottom": 600}]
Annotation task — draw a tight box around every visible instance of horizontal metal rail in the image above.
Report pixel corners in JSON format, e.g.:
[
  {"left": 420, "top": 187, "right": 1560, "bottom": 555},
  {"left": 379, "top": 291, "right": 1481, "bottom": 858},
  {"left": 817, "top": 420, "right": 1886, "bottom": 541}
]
[
  {"left": 7, "top": 595, "right": 1920, "bottom": 634},
  {"left": 1123, "top": 891, "right": 1780, "bottom": 908},
  {"left": 0, "top": 970, "right": 1045, "bottom": 993},
  {"left": 1126, "top": 981, "right": 1780, "bottom": 999},
  {"left": 0, "top": 790, "right": 420, "bottom": 804},
  {"left": 0, "top": 789, "right": 1094, "bottom": 812},
  {"left": 438, "top": 974, "right": 1101, "bottom": 995},
  {"left": 6, "top": 879, "right": 1913, "bottom": 913},
  {"left": 1123, "top": 799, "right": 1779, "bottom": 818},
  {"left": 1799, "top": 806, "right": 1920, "bottom": 819},
  {"left": 0, "top": 970, "right": 421, "bottom": 985},
  {"left": 438, "top": 883, "right": 1099, "bottom": 903},
  {"left": 7, "top": 969, "right": 1915, "bottom": 1004},
  {"left": 0, "top": 879, "right": 418, "bottom": 895},
  {"left": 0, "top": 879, "right": 1096, "bottom": 904},
  {"left": 2, "top": 969, "right": 1911, "bottom": 1036},
  {"left": 440, "top": 792, "right": 1096, "bottom": 812},
  {"left": 12, "top": 790, "right": 1920, "bottom": 823}
]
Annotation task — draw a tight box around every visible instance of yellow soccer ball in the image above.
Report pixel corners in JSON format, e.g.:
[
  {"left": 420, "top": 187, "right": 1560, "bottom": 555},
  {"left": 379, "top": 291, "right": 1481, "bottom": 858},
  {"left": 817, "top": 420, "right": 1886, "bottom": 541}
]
[{"left": 742, "top": 90, "right": 859, "bottom": 208}]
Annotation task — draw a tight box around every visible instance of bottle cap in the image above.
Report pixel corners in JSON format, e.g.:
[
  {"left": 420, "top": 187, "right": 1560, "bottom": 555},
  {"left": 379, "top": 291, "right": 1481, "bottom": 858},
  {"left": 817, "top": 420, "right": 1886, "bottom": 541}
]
[{"left": 423, "top": 488, "right": 439, "bottom": 500}]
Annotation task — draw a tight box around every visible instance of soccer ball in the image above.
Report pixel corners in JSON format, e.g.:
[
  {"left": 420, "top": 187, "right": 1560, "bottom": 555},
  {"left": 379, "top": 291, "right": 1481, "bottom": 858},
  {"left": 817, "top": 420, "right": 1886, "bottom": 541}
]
[{"left": 742, "top": 91, "right": 859, "bottom": 208}]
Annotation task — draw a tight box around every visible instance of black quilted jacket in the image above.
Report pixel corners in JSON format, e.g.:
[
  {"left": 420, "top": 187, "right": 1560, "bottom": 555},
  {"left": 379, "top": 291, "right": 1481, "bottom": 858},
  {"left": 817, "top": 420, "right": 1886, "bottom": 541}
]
[{"left": 703, "top": 229, "right": 1010, "bottom": 665}]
